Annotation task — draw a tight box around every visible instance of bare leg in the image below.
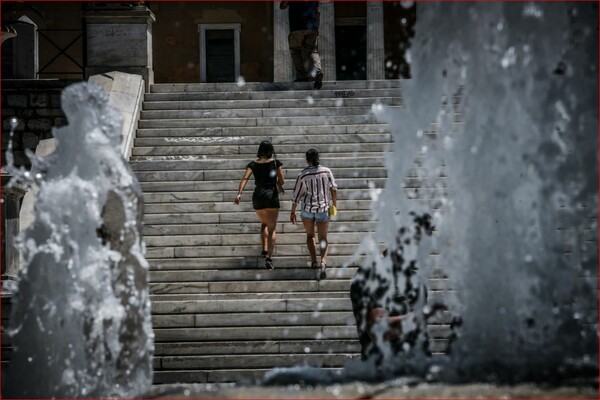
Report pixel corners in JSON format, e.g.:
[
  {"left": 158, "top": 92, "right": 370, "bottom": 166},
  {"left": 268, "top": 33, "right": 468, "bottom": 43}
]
[
  {"left": 256, "top": 209, "right": 279, "bottom": 259},
  {"left": 260, "top": 223, "right": 268, "bottom": 253},
  {"left": 302, "top": 219, "right": 317, "bottom": 265},
  {"left": 316, "top": 220, "right": 330, "bottom": 265}
]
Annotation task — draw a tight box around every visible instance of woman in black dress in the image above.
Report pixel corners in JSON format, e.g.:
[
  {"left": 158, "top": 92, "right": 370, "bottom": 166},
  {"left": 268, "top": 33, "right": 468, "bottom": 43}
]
[{"left": 234, "top": 141, "right": 285, "bottom": 269}]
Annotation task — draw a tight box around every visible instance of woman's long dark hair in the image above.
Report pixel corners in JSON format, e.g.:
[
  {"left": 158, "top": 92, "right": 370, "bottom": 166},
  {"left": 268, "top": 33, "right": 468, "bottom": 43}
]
[
  {"left": 257, "top": 140, "right": 274, "bottom": 158},
  {"left": 306, "top": 148, "right": 319, "bottom": 166}
]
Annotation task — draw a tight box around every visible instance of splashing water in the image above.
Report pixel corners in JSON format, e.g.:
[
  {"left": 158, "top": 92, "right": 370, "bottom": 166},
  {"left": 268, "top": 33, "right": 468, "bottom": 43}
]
[
  {"left": 5, "top": 82, "right": 154, "bottom": 397},
  {"left": 364, "top": 1, "right": 598, "bottom": 383},
  {"left": 265, "top": 1, "right": 597, "bottom": 387}
]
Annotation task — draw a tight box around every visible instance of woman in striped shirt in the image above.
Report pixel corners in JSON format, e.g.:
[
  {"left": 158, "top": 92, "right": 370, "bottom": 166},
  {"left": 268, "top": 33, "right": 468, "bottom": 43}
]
[{"left": 290, "top": 149, "right": 337, "bottom": 279}]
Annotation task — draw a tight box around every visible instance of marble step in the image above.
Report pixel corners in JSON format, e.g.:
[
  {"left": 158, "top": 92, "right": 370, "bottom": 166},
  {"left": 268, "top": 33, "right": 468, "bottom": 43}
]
[
  {"left": 152, "top": 311, "right": 453, "bottom": 330},
  {"left": 133, "top": 133, "right": 392, "bottom": 147},
  {"left": 137, "top": 114, "right": 386, "bottom": 129},
  {"left": 132, "top": 151, "right": 389, "bottom": 161},
  {"left": 132, "top": 158, "right": 387, "bottom": 172},
  {"left": 145, "top": 230, "right": 369, "bottom": 246},
  {"left": 145, "top": 232, "right": 368, "bottom": 247},
  {"left": 143, "top": 221, "right": 377, "bottom": 236},
  {"left": 149, "top": 279, "right": 450, "bottom": 296},
  {"left": 143, "top": 97, "right": 402, "bottom": 111},
  {"left": 144, "top": 210, "right": 375, "bottom": 225},
  {"left": 143, "top": 199, "right": 373, "bottom": 214},
  {"left": 155, "top": 353, "right": 357, "bottom": 370},
  {"left": 134, "top": 124, "right": 390, "bottom": 137},
  {"left": 150, "top": 280, "right": 352, "bottom": 295},
  {"left": 136, "top": 169, "right": 385, "bottom": 184},
  {"left": 144, "top": 88, "right": 402, "bottom": 102},
  {"left": 149, "top": 80, "right": 400, "bottom": 93},
  {"left": 139, "top": 177, "right": 385, "bottom": 192},
  {"left": 141, "top": 188, "right": 376, "bottom": 203},
  {"left": 153, "top": 367, "right": 341, "bottom": 384},
  {"left": 145, "top": 243, "right": 371, "bottom": 259},
  {"left": 152, "top": 311, "right": 355, "bottom": 329},
  {"left": 132, "top": 142, "right": 390, "bottom": 156},
  {"left": 140, "top": 106, "right": 400, "bottom": 120},
  {"left": 150, "top": 291, "right": 351, "bottom": 301},
  {"left": 153, "top": 339, "right": 360, "bottom": 356},
  {"left": 153, "top": 325, "right": 453, "bottom": 342},
  {"left": 154, "top": 325, "right": 357, "bottom": 342},
  {"left": 153, "top": 338, "right": 449, "bottom": 357},
  {"left": 151, "top": 298, "right": 353, "bottom": 314},
  {"left": 147, "top": 255, "right": 367, "bottom": 270},
  {"left": 149, "top": 267, "right": 355, "bottom": 283},
  {"left": 149, "top": 281, "right": 450, "bottom": 298}
]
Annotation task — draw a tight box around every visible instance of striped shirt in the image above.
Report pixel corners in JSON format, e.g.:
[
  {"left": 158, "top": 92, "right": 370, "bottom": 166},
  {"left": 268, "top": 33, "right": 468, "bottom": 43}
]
[{"left": 291, "top": 165, "right": 338, "bottom": 213}]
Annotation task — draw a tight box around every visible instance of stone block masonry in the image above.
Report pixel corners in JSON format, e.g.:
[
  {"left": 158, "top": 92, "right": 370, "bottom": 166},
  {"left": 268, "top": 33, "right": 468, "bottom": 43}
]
[{"left": 1, "top": 80, "right": 77, "bottom": 168}]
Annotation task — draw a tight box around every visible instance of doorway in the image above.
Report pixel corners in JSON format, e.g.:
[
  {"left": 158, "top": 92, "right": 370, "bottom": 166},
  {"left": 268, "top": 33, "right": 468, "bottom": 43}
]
[
  {"left": 198, "top": 24, "right": 240, "bottom": 83},
  {"left": 335, "top": 24, "right": 366, "bottom": 81}
]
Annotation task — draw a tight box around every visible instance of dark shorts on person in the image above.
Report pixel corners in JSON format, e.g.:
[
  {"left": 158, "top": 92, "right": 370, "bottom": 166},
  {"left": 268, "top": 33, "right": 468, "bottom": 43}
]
[{"left": 252, "top": 186, "right": 280, "bottom": 210}]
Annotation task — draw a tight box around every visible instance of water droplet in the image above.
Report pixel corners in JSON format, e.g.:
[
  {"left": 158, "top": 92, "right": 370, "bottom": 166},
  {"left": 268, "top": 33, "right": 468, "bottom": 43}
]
[
  {"left": 306, "top": 96, "right": 314, "bottom": 105},
  {"left": 524, "top": 254, "right": 533, "bottom": 262},
  {"left": 236, "top": 76, "right": 246, "bottom": 87},
  {"left": 304, "top": 347, "right": 310, "bottom": 353},
  {"left": 27, "top": 357, "right": 33, "bottom": 362}
]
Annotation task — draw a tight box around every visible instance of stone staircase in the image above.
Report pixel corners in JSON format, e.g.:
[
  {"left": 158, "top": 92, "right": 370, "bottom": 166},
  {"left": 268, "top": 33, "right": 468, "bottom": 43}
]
[{"left": 130, "top": 80, "right": 402, "bottom": 384}]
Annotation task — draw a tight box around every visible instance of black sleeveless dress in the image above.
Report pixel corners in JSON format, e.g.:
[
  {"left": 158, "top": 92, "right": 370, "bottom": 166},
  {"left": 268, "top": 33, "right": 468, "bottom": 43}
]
[{"left": 246, "top": 160, "right": 283, "bottom": 210}]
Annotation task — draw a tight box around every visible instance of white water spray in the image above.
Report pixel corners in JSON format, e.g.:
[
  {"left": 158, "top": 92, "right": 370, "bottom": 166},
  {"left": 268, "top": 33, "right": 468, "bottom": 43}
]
[{"left": 5, "top": 82, "right": 154, "bottom": 397}]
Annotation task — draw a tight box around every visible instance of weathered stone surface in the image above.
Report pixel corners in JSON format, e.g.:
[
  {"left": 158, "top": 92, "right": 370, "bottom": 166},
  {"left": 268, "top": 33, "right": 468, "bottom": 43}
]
[
  {"left": 87, "top": 24, "right": 150, "bottom": 67},
  {"left": 6, "top": 95, "right": 28, "bottom": 108},
  {"left": 26, "top": 118, "right": 52, "bottom": 131},
  {"left": 21, "top": 132, "right": 40, "bottom": 149},
  {"left": 29, "top": 93, "right": 49, "bottom": 107}
]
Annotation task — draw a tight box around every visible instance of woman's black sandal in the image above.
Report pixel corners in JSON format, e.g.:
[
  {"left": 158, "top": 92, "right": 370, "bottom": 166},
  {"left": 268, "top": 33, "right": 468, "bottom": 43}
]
[
  {"left": 265, "top": 257, "right": 274, "bottom": 270},
  {"left": 319, "top": 262, "right": 327, "bottom": 280}
]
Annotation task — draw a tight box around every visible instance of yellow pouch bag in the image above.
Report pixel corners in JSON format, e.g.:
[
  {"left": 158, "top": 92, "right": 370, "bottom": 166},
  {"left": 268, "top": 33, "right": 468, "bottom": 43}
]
[{"left": 328, "top": 205, "right": 337, "bottom": 217}]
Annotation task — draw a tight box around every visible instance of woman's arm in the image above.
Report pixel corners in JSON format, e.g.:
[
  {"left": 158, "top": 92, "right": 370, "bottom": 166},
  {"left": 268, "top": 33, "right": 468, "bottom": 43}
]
[
  {"left": 290, "top": 176, "right": 304, "bottom": 224},
  {"left": 234, "top": 167, "right": 252, "bottom": 204},
  {"left": 277, "top": 165, "right": 285, "bottom": 186}
]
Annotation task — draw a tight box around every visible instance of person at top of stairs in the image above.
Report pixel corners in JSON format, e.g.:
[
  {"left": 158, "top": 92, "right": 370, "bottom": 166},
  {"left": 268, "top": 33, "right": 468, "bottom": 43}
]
[
  {"left": 290, "top": 149, "right": 337, "bottom": 279},
  {"left": 234, "top": 140, "right": 285, "bottom": 269},
  {"left": 280, "top": 0, "right": 324, "bottom": 89}
]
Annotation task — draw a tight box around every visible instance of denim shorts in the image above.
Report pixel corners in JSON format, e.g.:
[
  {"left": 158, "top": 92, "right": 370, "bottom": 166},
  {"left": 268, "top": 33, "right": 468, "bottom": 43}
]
[{"left": 300, "top": 210, "right": 329, "bottom": 222}]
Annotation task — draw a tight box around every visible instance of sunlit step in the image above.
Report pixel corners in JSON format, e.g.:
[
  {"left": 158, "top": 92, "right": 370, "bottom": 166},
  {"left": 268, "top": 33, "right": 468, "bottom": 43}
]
[
  {"left": 149, "top": 80, "right": 400, "bottom": 93},
  {"left": 135, "top": 124, "right": 391, "bottom": 137},
  {"left": 143, "top": 97, "right": 401, "bottom": 111}
]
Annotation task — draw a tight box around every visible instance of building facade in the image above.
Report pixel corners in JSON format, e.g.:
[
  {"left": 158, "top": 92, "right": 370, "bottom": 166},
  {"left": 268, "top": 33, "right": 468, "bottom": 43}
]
[{"left": 1, "top": 1, "right": 415, "bottom": 84}]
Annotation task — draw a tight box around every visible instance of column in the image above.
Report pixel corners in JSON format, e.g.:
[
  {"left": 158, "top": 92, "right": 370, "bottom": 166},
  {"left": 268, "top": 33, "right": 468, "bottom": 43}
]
[
  {"left": 84, "top": 6, "right": 156, "bottom": 90},
  {"left": 318, "top": 1, "right": 336, "bottom": 81},
  {"left": 366, "top": 1, "right": 385, "bottom": 80},
  {"left": 273, "top": 2, "right": 293, "bottom": 82},
  {"left": 1, "top": 173, "right": 26, "bottom": 293}
]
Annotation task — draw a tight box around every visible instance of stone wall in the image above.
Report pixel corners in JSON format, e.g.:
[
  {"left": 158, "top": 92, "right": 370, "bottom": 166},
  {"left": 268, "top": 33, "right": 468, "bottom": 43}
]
[{"left": 1, "top": 79, "right": 78, "bottom": 168}]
